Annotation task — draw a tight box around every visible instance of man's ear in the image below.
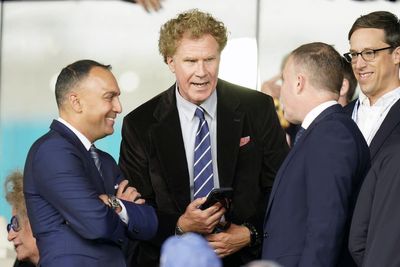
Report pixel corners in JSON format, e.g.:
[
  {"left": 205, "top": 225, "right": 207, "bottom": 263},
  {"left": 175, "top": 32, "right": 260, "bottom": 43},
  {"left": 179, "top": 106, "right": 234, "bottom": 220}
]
[
  {"left": 296, "top": 74, "right": 305, "bottom": 95},
  {"left": 393, "top": 46, "right": 400, "bottom": 65},
  {"left": 68, "top": 92, "right": 82, "bottom": 113},
  {"left": 340, "top": 78, "right": 350, "bottom": 97},
  {"left": 167, "top": 56, "right": 175, "bottom": 73}
]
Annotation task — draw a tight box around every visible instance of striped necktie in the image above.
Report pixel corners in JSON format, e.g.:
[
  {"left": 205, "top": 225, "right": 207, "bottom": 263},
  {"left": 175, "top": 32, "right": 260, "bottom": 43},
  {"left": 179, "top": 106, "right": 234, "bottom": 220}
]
[
  {"left": 89, "top": 145, "right": 102, "bottom": 177},
  {"left": 193, "top": 107, "right": 214, "bottom": 199}
]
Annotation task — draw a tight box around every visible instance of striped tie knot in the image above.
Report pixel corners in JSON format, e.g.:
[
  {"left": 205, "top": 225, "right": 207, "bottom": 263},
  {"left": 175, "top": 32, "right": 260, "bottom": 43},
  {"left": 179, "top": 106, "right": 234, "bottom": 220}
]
[{"left": 195, "top": 107, "right": 205, "bottom": 120}]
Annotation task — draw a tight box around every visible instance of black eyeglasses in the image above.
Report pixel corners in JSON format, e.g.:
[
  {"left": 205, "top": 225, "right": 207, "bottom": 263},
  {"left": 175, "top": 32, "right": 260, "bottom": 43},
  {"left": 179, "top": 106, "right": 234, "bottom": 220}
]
[
  {"left": 7, "top": 216, "right": 21, "bottom": 233},
  {"left": 343, "top": 46, "right": 392, "bottom": 63}
]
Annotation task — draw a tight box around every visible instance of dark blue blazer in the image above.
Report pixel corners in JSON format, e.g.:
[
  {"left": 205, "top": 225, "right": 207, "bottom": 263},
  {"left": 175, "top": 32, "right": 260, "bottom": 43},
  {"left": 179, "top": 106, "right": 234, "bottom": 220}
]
[
  {"left": 347, "top": 99, "right": 400, "bottom": 266},
  {"left": 24, "top": 120, "right": 158, "bottom": 267},
  {"left": 262, "top": 104, "right": 370, "bottom": 267}
]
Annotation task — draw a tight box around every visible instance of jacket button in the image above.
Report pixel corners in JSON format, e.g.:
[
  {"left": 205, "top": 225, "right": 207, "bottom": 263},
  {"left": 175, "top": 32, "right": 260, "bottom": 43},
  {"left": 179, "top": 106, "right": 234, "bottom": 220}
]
[
  {"left": 264, "top": 232, "right": 269, "bottom": 238},
  {"left": 118, "top": 239, "right": 123, "bottom": 244}
]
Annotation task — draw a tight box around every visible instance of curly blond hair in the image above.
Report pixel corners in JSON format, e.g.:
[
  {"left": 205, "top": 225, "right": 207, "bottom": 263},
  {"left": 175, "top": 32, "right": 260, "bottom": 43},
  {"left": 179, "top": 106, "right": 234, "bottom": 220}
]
[
  {"left": 158, "top": 9, "right": 228, "bottom": 63},
  {"left": 4, "top": 171, "right": 27, "bottom": 219}
]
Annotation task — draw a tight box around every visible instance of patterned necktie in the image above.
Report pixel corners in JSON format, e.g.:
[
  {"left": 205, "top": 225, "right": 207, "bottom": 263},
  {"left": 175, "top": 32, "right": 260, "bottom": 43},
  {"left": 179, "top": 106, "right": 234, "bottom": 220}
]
[
  {"left": 193, "top": 107, "right": 214, "bottom": 199},
  {"left": 293, "top": 127, "right": 306, "bottom": 146},
  {"left": 89, "top": 145, "right": 102, "bottom": 177}
]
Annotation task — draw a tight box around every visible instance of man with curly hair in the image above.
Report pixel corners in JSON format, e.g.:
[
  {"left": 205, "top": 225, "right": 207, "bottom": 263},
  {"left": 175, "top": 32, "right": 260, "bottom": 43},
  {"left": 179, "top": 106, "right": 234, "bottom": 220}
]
[{"left": 119, "top": 9, "right": 289, "bottom": 267}]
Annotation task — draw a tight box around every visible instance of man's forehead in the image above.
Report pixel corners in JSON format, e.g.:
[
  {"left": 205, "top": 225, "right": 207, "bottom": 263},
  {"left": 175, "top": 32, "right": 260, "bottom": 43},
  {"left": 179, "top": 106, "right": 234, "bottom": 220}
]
[{"left": 350, "top": 28, "right": 386, "bottom": 47}]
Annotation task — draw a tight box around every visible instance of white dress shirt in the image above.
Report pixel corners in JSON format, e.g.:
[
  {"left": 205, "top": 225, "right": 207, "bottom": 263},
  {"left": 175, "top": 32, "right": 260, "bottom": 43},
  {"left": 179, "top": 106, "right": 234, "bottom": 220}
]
[
  {"left": 57, "top": 118, "right": 129, "bottom": 224},
  {"left": 302, "top": 101, "right": 338, "bottom": 130},
  {"left": 352, "top": 87, "right": 400, "bottom": 145},
  {"left": 175, "top": 86, "right": 220, "bottom": 200}
]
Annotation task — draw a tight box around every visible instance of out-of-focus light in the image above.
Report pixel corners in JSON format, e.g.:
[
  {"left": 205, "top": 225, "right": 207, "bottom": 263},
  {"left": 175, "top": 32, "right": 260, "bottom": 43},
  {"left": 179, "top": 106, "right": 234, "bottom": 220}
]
[
  {"left": 119, "top": 71, "right": 140, "bottom": 93},
  {"left": 219, "top": 37, "right": 258, "bottom": 90}
]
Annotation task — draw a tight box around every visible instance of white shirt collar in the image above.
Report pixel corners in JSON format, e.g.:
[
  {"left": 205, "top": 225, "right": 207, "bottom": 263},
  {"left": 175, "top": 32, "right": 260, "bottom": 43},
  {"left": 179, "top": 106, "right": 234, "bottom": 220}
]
[
  {"left": 359, "top": 87, "right": 400, "bottom": 107},
  {"left": 57, "top": 117, "right": 93, "bottom": 151},
  {"left": 175, "top": 83, "right": 217, "bottom": 121},
  {"left": 302, "top": 100, "right": 337, "bottom": 130}
]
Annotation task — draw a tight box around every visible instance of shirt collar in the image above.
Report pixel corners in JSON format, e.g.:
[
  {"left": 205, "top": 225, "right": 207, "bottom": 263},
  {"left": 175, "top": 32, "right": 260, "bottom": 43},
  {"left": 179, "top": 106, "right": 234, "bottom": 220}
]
[
  {"left": 175, "top": 83, "right": 217, "bottom": 121},
  {"left": 302, "top": 100, "right": 337, "bottom": 130},
  {"left": 57, "top": 117, "right": 93, "bottom": 151},
  {"left": 359, "top": 87, "right": 400, "bottom": 107}
]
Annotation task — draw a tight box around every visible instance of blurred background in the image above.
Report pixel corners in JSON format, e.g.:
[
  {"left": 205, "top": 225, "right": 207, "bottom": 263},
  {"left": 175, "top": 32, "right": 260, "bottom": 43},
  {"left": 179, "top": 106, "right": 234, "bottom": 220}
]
[{"left": 0, "top": 0, "right": 398, "bottom": 263}]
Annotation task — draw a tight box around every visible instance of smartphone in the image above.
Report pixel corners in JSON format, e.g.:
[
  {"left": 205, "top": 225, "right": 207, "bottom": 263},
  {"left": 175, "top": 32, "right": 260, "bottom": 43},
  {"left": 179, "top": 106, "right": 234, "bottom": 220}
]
[{"left": 199, "top": 187, "right": 233, "bottom": 210}]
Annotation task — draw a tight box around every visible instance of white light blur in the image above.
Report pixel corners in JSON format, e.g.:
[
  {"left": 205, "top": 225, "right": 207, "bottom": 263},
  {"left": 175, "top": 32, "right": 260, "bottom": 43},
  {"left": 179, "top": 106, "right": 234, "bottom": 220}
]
[
  {"left": 118, "top": 71, "right": 140, "bottom": 93},
  {"left": 219, "top": 37, "right": 258, "bottom": 90}
]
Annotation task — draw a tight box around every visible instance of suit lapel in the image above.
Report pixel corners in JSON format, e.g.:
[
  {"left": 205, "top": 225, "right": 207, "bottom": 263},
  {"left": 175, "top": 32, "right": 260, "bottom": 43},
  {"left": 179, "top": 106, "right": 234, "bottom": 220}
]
[
  {"left": 98, "top": 152, "right": 119, "bottom": 195},
  {"left": 215, "top": 80, "right": 244, "bottom": 187},
  {"left": 50, "top": 120, "right": 106, "bottom": 193},
  {"left": 369, "top": 99, "right": 400, "bottom": 161},
  {"left": 151, "top": 85, "right": 191, "bottom": 211},
  {"left": 265, "top": 104, "right": 342, "bottom": 216}
]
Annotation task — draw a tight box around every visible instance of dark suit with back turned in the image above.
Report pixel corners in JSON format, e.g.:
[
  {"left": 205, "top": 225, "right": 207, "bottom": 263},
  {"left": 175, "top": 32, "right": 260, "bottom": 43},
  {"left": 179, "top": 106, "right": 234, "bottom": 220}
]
[
  {"left": 119, "top": 79, "right": 289, "bottom": 267},
  {"left": 347, "top": 99, "right": 400, "bottom": 266},
  {"left": 24, "top": 120, "right": 158, "bottom": 267},
  {"left": 262, "top": 104, "right": 370, "bottom": 267}
]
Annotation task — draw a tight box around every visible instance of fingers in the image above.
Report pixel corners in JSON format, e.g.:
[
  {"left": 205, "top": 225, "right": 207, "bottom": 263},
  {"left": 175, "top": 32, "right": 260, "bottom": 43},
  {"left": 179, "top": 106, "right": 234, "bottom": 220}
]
[
  {"left": 136, "top": 0, "right": 162, "bottom": 13},
  {"left": 134, "top": 198, "right": 145, "bottom": 205},
  {"left": 190, "top": 197, "right": 207, "bottom": 209},
  {"left": 148, "top": 0, "right": 162, "bottom": 11},
  {"left": 116, "top": 180, "right": 129, "bottom": 197},
  {"left": 116, "top": 180, "right": 144, "bottom": 203},
  {"left": 98, "top": 194, "right": 109, "bottom": 205}
]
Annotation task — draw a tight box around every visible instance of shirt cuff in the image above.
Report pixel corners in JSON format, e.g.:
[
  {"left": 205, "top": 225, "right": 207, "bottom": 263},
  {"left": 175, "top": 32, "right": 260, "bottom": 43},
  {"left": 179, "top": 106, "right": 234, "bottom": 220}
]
[{"left": 117, "top": 198, "right": 129, "bottom": 224}]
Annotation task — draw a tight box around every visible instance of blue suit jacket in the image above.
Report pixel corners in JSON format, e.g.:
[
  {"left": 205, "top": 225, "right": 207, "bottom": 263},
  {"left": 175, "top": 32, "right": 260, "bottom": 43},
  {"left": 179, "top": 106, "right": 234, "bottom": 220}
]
[
  {"left": 262, "top": 104, "right": 370, "bottom": 267},
  {"left": 24, "top": 120, "right": 158, "bottom": 267}
]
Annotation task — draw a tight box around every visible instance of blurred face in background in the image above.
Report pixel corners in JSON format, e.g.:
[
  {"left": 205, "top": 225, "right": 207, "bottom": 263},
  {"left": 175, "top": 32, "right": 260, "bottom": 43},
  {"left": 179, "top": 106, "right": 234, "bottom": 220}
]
[{"left": 7, "top": 209, "right": 39, "bottom": 264}]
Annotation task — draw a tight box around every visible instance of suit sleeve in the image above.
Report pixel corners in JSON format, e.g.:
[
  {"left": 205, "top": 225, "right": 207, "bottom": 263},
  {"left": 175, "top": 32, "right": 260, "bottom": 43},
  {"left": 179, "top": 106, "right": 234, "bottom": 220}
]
[
  {"left": 101, "top": 153, "right": 158, "bottom": 241},
  {"left": 348, "top": 167, "right": 376, "bottom": 266},
  {"left": 349, "top": 149, "right": 400, "bottom": 267},
  {"left": 259, "top": 95, "right": 289, "bottom": 193},
  {"left": 251, "top": 94, "right": 289, "bottom": 235},
  {"left": 298, "top": 122, "right": 360, "bottom": 267},
  {"left": 119, "top": 116, "right": 177, "bottom": 245},
  {"left": 31, "top": 140, "right": 132, "bottom": 245}
]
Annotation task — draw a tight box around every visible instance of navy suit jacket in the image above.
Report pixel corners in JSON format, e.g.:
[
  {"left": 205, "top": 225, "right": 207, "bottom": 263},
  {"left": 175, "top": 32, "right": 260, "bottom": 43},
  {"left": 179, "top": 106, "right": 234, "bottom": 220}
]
[
  {"left": 24, "top": 120, "right": 158, "bottom": 267},
  {"left": 262, "top": 104, "right": 370, "bottom": 267},
  {"left": 347, "top": 99, "right": 400, "bottom": 266},
  {"left": 119, "top": 79, "right": 289, "bottom": 267}
]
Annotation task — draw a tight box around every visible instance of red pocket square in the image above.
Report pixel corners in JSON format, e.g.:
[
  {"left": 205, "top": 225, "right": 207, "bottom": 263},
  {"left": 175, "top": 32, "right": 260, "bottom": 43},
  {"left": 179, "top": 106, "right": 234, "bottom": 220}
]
[{"left": 239, "top": 136, "right": 250, "bottom": 147}]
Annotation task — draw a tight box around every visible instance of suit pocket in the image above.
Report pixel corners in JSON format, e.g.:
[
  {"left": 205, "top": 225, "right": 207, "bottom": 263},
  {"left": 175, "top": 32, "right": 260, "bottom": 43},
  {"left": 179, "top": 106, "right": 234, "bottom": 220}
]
[{"left": 239, "top": 140, "right": 255, "bottom": 154}]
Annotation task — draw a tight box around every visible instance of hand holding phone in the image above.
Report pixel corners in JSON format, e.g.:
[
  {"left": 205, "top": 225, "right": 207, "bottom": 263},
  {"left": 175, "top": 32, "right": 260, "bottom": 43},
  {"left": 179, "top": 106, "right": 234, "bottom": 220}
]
[{"left": 200, "top": 187, "right": 233, "bottom": 211}]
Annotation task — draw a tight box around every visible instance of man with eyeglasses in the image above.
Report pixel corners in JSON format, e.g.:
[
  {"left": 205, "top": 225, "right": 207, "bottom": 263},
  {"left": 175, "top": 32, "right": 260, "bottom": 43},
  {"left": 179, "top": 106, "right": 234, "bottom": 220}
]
[{"left": 344, "top": 11, "right": 400, "bottom": 267}]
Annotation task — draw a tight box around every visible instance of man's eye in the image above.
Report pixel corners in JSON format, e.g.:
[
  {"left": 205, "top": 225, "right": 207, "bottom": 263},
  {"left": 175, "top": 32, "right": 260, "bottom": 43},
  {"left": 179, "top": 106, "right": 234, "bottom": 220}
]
[{"left": 363, "top": 51, "right": 374, "bottom": 57}]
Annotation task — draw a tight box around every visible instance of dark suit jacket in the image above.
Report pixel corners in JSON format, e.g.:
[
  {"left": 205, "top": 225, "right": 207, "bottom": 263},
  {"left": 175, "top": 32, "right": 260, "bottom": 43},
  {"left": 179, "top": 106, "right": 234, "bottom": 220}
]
[
  {"left": 344, "top": 99, "right": 400, "bottom": 164},
  {"left": 24, "top": 120, "right": 158, "bottom": 267},
  {"left": 119, "top": 79, "right": 289, "bottom": 267},
  {"left": 262, "top": 104, "right": 370, "bottom": 267},
  {"left": 347, "top": 99, "right": 400, "bottom": 266}
]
